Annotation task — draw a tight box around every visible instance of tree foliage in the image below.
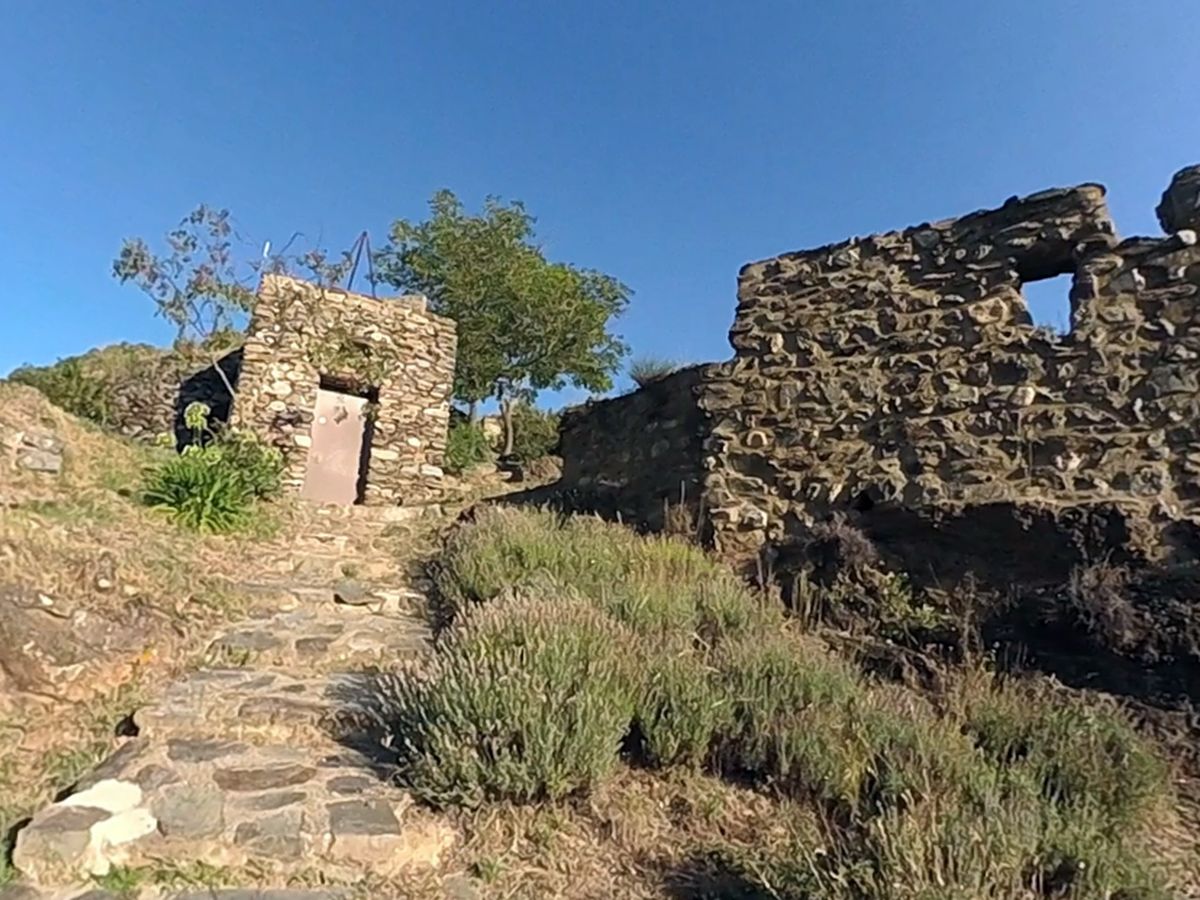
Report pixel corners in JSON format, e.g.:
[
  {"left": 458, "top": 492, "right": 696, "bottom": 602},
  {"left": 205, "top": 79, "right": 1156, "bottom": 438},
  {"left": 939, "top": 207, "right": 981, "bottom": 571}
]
[
  {"left": 113, "top": 204, "right": 362, "bottom": 344},
  {"left": 375, "top": 191, "right": 630, "bottom": 451},
  {"left": 113, "top": 205, "right": 258, "bottom": 342}
]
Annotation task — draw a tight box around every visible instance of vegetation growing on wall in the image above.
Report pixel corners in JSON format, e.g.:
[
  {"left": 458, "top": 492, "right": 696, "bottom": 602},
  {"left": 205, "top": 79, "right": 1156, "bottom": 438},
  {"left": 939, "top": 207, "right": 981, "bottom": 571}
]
[
  {"left": 307, "top": 323, "right": 402, "bottom": 393},
  {"left": 628, "top": 356, "right": 681, "bottom": 388}
]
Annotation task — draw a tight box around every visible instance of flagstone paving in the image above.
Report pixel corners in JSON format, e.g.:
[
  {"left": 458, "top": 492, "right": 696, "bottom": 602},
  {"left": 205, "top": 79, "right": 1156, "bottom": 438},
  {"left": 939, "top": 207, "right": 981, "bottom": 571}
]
[{"left": 2, "top": 505, "right": 468, "bottom": 900}]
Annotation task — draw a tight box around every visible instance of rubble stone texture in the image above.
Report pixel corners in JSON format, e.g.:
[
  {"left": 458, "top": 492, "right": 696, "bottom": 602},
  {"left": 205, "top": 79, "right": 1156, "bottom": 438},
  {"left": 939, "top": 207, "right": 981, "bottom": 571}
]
[
  {"left": 556, "top": 166, "right": 1200, "bottom": 571},
  {"left": 233, "top": 275, "right": 457, "bottom": 505},
  {"left": 557, "top": 365, "right": 709, "bottom": 531},
  {"left": 71, "top": 345, "right": 242, "bottom": 445}
]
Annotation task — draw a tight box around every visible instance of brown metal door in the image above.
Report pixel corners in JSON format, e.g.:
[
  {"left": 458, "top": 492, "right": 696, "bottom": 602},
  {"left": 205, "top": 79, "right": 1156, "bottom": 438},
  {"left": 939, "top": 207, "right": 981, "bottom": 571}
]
[{"left": 300, "top": 388, "right": 368, "bottom": 505}]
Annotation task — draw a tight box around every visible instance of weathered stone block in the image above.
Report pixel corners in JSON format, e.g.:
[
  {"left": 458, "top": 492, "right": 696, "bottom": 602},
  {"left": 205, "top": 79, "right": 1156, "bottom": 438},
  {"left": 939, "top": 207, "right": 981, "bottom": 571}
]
[
  {"left": 548, "top": 165, "right": 1200, "bottom": 574},
  {"left": 213, "top": 764, "right": 316, "bottom": 792},
  {"left": 153, "top": 784, "right": 225, "bottom": 838}
]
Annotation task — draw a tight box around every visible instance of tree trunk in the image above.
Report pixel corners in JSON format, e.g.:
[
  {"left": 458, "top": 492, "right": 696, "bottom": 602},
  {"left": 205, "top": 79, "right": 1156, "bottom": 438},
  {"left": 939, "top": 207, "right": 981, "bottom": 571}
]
[{"left": 500, "top": 397, "right": 515, "bottom": 457}]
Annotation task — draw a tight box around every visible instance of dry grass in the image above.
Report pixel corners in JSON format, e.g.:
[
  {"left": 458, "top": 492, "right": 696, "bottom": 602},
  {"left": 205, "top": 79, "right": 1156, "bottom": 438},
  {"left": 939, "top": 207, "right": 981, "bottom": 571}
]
[
  {"left": 0, "top": 383, "right": 283, "bottom": 875},
  {"left": 446, "top": 767, "right": 798, "bottom": 899},
  {"left": 1066, "top": 559, "right": 1141, "bottom": 651}
]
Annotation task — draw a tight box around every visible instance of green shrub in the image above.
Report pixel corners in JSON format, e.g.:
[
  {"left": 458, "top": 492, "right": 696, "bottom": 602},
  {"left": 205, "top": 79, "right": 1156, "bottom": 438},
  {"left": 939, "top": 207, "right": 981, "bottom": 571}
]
[
  {"left": 628, "top": 356, "right": 680, "bottom": 387},
  {"left": 444, "top": 419, "right": 494, "bottom": 474},
  {"left": 434, "top": 506, "right": 777, "bottom": 641},
  {"left": 634, "top": 651, "right": 730, "bottom": 768},
  {"left": 415, "top": 507, "right": 1174, "bottom": 897},
  {"left": 776, "top": 785, "right": 1169, "bottom": 900},
  {"left": 8, "top": 358, "right": 111, "bottom": 425},
  {"left": 741, "top": 676, "right": 1173, "bottom": 899},
  {"left": 142, "top": 445, "right": 252, "bottom": 533},
  {"left": 214, "top": 428, "right": 285, "bottom": 500},
  {"left": 508, "top": 402, "right": 559, "bottom": 462},
  {"left": 709, "top": 634, "right": 983, "bottom": 817},
  {"left": 964, "top": 679, "right": 1167, "bottom": 828},
  {"left": 141, "top": 422, "right": 282, "bottom": 534},
  {"left": 713, "top": 632, "right": 862, "bottom": 788},
  {"left": 385, "top": 590, "right": 637, "bottom": 807}
]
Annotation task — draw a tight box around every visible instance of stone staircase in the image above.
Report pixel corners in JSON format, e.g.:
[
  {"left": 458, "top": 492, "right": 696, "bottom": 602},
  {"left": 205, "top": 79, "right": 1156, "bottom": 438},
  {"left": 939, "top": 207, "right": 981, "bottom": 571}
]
[{"left": 2, "top": 501, "right": 465, "bottom": 900}]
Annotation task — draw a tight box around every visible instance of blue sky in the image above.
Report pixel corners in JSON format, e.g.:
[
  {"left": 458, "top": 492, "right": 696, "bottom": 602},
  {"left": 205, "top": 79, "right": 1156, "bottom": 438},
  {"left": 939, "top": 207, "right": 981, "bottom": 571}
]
[{"left": 2, "top": 1, "right": 1197, "bottom": 406}]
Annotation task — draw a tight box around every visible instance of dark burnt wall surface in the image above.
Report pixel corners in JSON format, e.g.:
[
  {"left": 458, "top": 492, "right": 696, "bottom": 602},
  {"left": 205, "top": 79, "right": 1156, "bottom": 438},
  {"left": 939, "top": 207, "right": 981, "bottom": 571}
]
[
  {"left": 556, "top": 365, "right": 709, "bottom": 531},
  {"left": 701, "top": 172, "right": 1200, "bottom": 568},
  {"left": 102, "top": 348, "right": 239, "bottom": 445}
]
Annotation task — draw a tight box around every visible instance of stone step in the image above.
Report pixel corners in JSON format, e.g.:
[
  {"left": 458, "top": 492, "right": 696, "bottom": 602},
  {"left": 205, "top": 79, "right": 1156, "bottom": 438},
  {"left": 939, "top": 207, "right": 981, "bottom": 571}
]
[
  {"left": 132, "top": 669, "right": 383, "bottom": 743},
  {"left": 11, "top": 732, "right": 453, "bottom": 889},
  {"left": 256, "top": 553, "right": 402, "bottom": 582},
  {"left": 204, "top": 604, "right": 431, "bottom": 673},
  {"left": 230, "top": 579, "right": 428, "bottom": 615}
]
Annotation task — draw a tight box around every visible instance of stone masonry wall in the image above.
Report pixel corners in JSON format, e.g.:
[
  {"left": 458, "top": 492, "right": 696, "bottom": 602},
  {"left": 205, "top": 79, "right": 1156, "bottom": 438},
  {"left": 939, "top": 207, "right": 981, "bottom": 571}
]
[
  {"left": 556, "top": 366, "right": 709, "bottom": 530},
  {"left": 703, "top": 170, "right": 1200, "bottom": 567},
  {"left": 232, "top": 274, "right": 457, "bottom": 505},
  {"left": 553, "top": 166, "right": 1200, "bottom": 572},
  {"left": 7, "top": 343, "right": 240, "bottom": 446}
]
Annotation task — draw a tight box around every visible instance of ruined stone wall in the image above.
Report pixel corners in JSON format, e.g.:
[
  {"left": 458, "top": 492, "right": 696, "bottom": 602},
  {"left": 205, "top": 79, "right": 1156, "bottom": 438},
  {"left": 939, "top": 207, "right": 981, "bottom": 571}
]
[
  {"left": 7, "top": 342, "right": 240, "bottom": 445},
  {"left": 702, "top": 172, "right": 1200, "bottom": 566},
  {"left": 110, "top": 348, "right": 241, "bottom": 446},
  {"left": 556, "top": 366, "right": 709, "bottom": 530},
  {"left": 550, "top": 166, "right": 1200, "bottom": 572},
  {"left": 233, "top": 274, "right": 457, "bottom": 505}
]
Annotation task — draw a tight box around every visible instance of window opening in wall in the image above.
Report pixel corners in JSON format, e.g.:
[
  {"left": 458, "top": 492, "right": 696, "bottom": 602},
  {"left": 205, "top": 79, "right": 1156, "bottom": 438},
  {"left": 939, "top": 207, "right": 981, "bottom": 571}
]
[{"left": 1019, "top": 272, "right": 1074, "bottom": 336}]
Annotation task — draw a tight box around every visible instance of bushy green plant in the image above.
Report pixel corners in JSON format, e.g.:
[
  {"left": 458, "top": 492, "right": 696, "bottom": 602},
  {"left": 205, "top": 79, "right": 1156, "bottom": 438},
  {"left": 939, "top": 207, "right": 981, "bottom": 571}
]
[
  {"left": 508, "top": 402, "right": 559, "bottom": 463},
  {"left": 385, "top": 590, "right": 637, "bottom": 807},
  {"left": 634, "top": 651, "right": 730, "bottom": 768},
  {"left": 214, "top": 428, "right": 285, "bottom": 500},
  {"left": 444, "top": 418, "right": 494, "bottom": 474},
  {"left": 774, "top": 783, "right": 1169, "bottom": 900},
  {"left": 745, "top": 675, "right": 1173, "bottom": 900},
  {"left": 713, "top": 631, "right": 862, "bottom": 787},
  {"left": 142, "top": 445, "right": 253, "bottom": 533},
  {"left": 413, "top": 507, "right": 1174, "bottom": 898},
  {"left": 142, "top": 404, "right": 282, "bottom": 533},
  {"left": 963, "top": 678, "right": 1167, "bottom": 828},
  {"left": 8, "top": 357, "right": 111, "bottom": 425},
  {"left": 434, "top": 506, "right": 777, "bottom": 641}
]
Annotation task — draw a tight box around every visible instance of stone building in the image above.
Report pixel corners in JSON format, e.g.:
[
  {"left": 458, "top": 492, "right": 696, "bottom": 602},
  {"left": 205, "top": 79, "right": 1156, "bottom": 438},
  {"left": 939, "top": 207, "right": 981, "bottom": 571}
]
[
  {"left": 553, "top": 165, "right": 1200, "bottom": 577},
  {"left": 231, "top": 274, "right": 457, "bottom": 506},
  {"left": 9, "top": 274, "right": 458, "bottom": 506}
]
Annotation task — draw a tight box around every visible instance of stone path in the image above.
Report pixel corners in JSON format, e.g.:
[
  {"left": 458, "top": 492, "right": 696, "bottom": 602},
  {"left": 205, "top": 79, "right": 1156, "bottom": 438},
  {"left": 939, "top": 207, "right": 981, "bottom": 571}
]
[{"left": 3, "top": 505, "right": 462, "bottom": 900}]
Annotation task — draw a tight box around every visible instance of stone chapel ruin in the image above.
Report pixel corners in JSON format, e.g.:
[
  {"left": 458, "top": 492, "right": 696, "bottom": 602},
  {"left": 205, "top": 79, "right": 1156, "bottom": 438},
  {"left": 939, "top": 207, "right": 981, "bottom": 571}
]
[
  {"left": 86, "top": 274, "right": 459, "bottom": 507},
  {"left": 232, "top": 275, "right": 457, "bottom": 506},
  {"left": 551, "top": 165, "right": 1200, "bottom": 580}
]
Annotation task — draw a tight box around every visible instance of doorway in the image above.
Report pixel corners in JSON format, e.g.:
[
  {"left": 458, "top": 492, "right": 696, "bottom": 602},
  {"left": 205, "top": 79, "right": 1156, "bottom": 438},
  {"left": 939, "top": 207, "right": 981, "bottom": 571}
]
[{"left": 299, "top": 382, "right": 373, "bottom": 505}]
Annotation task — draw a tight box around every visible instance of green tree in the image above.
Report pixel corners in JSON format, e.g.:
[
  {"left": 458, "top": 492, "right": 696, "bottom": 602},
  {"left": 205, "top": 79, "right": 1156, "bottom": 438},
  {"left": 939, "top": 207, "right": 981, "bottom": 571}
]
[
  {"left": 375, "top": 191, "right": 630, "bottom": 455},
  {"left": 113, "top": 205, "right": 260, "bottom": 343}
]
